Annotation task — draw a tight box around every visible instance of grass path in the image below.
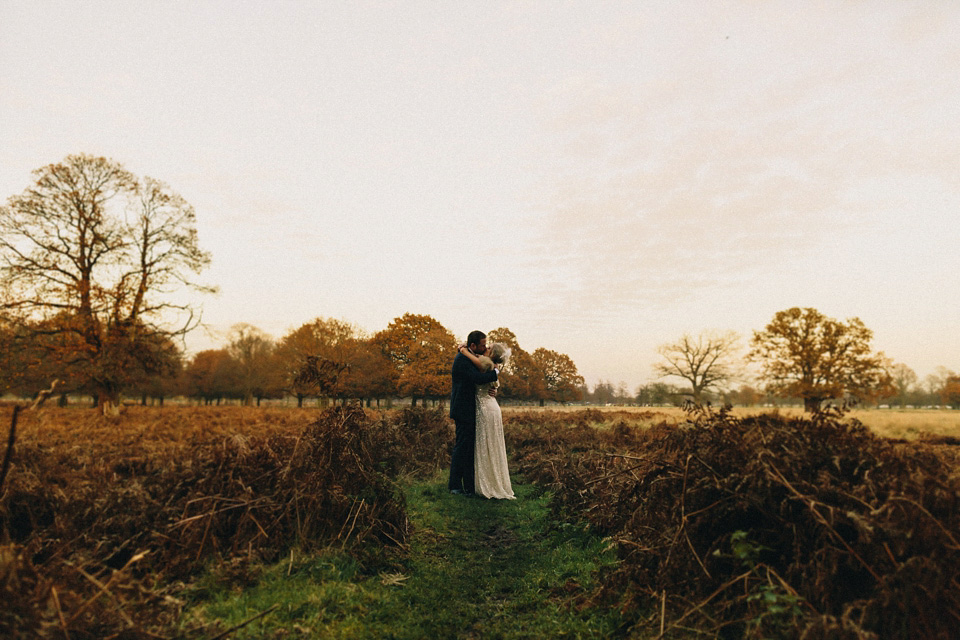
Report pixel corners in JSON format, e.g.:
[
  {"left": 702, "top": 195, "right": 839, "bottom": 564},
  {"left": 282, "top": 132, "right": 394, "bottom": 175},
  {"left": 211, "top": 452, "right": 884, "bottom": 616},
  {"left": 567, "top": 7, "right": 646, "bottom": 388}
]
[{"left": 182, "top": 472, "right": 624, "bottom": 638}]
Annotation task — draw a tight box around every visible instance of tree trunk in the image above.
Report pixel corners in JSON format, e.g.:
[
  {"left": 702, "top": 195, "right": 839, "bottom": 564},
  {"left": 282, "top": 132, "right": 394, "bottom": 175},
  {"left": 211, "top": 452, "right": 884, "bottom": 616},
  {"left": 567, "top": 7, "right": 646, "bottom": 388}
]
[
  {"left": 99, "top": 389, "right": 121, "bottom": 417},
  {"left": 57, "top": 393, "right": 68, "bottom": 407},
  {"left": 297, "top": 394, "right": 304, "bottom": 408},
  {"left": 803, "top": 397, "right": 821, "bottom": 413}
]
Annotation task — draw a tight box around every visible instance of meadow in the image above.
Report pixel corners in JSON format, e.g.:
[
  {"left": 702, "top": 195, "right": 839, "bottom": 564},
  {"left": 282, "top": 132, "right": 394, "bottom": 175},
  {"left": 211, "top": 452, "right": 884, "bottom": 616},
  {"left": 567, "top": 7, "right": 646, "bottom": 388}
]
[
  {"left": 505, "top": 404, "right": 960, "bottom": 439},
  {"left": 1, "top": 404, "right": 958, "bottom": 638}
]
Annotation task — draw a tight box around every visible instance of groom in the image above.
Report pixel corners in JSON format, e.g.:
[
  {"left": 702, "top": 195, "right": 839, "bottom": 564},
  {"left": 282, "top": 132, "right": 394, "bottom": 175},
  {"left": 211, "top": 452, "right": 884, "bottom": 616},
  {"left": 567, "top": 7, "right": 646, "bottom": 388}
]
[{"left": 448, "top": 330, "right": 499, "bottom": 495}]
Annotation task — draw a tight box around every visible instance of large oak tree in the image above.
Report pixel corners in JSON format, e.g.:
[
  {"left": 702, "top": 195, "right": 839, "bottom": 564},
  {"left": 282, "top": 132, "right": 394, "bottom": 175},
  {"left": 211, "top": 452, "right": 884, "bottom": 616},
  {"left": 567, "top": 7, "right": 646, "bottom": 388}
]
[
  {"left": 0, "top": 154, "right": 212, "bottom": 413},
  {"left": 749, "top": 307, "right": 892, "bottom": 412}
]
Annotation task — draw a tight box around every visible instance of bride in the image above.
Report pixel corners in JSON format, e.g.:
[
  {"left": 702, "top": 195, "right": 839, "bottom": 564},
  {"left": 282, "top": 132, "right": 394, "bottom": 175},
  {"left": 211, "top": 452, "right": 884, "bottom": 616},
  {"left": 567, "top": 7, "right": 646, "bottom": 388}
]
[{"left": 457, "top": 342, "right": 515, "bottom": 500}]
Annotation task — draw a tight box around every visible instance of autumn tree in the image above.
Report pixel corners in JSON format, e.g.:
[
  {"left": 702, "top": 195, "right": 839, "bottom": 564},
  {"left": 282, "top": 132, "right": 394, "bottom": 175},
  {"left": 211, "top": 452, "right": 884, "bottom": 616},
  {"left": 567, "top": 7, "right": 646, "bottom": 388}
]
[
  {"left": 128, "top": 343, "right": 184, "bottom": 406},
  {"left": 277, "top": 318, "right": 342, "bottom": 405},
  {"left": 592, "top": 380, "right": 615, "bottom": 405},
  {"left": 339, "top": 339, "right": 396, "bottom": 407},
  {"left": 373, "top": 313, "right": 456, "bottom": 406},
  {"left": 923, "top": 367, "right": 956, "bottom": 407},
  {"left": 729, "top": 384, "right": 763, "bottom": 407},
  {"left": 635, "top": 382, "right": 684, "bottom": 406},
  {"left": 941, "top": 375, "right": 960, "bottom": 410},
  {"left": 889, "top": 362, "right": 918, "bottom": 408},
  {"left": 275, "top": 317, "right": 384, "bottom": 406},
  {"left": 529, "top": 348, "right": 584, "bottom": 406},
  {"left": 0, "top": 317, "right": 36, "bottom": 397},
  {"left": 654, "top": 330, "right": 741, "bottom": 403},
  {"left": 182, "top": 349, "right": 238, "bottom": 405},
  {"left": 487, "top": 327, "right": 535, "bottom": 400},
  {"left": 0, "top": 154, "right": 212, "bottom": 414},
  {"left": 226, "top": 324, "right": 282, "bottom": 406},
  {"left": 0, "top": 317, "right": 65, "bottom": 398},
  {"left": 749, "top": 307, "right": 892, "bottom": 412},
  {"left": 114, "top": 331, "right": 183, "bottom": 405}
]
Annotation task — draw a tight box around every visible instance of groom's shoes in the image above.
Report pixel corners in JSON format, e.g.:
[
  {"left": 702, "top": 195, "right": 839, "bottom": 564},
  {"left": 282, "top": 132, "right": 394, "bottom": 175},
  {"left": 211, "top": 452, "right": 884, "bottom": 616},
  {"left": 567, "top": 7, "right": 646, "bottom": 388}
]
[{"left": 450, "top": 489, "right": 464, "bottom": 495}]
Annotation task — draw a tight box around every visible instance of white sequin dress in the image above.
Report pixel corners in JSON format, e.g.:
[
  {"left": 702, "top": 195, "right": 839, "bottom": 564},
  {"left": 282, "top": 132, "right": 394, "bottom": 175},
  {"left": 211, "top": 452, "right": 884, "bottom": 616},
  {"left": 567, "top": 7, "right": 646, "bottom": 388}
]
[{"left": 474, "top": 356, "right": 515, "bottom": 500}]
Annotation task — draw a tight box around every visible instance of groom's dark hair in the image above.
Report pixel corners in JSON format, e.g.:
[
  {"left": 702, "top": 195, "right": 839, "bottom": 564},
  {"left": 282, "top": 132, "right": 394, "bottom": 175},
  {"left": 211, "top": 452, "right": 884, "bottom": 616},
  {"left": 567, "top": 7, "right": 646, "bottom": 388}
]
[{"left": 466, "top": 330, "right": 486, "bottom": 348}]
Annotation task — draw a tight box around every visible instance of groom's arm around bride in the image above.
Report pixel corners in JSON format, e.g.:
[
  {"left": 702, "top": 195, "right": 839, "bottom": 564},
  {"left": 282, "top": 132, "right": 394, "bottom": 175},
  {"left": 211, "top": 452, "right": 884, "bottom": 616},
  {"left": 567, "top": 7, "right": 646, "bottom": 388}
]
[{"left": 447, "top": 330, "right": 498, "bottom": 495}]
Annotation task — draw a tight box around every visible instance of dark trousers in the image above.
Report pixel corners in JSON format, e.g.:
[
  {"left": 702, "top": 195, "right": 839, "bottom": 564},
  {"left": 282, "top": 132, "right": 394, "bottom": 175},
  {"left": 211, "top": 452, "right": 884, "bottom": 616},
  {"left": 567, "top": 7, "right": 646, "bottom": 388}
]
[{"left": 448, "top": 419, "right": 476, "bottom": 493}]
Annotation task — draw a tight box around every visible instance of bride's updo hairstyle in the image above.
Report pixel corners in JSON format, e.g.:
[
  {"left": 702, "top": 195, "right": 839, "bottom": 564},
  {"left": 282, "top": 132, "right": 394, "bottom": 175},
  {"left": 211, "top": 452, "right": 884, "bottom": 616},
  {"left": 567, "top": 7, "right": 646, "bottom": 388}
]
[{"left": 489, "top": 342, "right": 511, "bottom": 366}]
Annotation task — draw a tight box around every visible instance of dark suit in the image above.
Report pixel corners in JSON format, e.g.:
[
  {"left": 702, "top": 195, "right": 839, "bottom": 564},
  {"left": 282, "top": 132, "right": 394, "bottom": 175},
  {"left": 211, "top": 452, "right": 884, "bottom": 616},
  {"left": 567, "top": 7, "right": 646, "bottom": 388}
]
[{"left": 448, "top": 352, "right": 498, "bottom": 493}]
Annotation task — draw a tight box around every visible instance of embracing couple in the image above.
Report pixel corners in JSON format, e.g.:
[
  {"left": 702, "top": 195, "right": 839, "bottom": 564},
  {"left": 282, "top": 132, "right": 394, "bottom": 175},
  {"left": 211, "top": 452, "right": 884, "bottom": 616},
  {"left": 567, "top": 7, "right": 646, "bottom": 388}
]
[{"left": 447, "top": 330, "right": 515, "bottom": 500}]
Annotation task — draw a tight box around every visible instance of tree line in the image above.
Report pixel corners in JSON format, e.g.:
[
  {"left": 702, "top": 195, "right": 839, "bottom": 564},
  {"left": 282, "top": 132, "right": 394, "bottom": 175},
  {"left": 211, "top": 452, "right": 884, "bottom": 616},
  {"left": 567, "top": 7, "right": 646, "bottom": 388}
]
[
  {"left": 2, "top": 155, "right": 955, "bottom": 413},
  {"left": 0, "top": 312, "right": 586, "bottom": 409},
  {"left": 168, "top": 316, "right": 584, "bottom": 408},
  {"left": 590, "top": 308, "right": 958, "bottom": 411}
]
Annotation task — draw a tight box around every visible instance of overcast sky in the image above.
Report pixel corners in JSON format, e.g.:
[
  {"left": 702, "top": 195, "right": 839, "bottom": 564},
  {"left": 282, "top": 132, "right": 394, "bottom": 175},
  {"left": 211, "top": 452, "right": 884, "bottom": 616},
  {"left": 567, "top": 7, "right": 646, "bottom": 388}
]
[{"left": 2, "top": 1, "right": 958, "bottom": 390}]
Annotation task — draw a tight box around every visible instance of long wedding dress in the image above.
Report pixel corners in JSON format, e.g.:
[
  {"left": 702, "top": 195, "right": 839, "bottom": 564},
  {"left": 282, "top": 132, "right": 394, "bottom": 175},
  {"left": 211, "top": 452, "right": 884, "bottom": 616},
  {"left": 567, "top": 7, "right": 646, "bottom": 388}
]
[{"left": 474, "top": 358, "right": 515, "bottom": 500}]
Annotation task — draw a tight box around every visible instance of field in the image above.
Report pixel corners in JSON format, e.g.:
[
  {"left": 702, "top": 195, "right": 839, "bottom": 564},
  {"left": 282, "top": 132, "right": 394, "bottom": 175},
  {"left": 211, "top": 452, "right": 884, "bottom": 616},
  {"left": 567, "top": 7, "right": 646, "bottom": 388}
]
[
  {"left": 2, "top": 404, "right": 959, "bottom": 638},
  {"left": 506, "top": 404, "right": 960, "bottom": 439}
]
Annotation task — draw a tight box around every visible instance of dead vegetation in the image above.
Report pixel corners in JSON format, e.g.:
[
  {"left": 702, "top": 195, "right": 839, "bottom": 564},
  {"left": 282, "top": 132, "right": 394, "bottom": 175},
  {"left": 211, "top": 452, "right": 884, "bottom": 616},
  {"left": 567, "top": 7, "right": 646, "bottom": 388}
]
[
  {"left": 506, "top": 407, "right": 960, "bottom": 639},
  {"left": 3, "top": 404, "right": 958, "bottom": 638},
  {"left": 0, "top": 405, "right": 452, "bottom": 639}
]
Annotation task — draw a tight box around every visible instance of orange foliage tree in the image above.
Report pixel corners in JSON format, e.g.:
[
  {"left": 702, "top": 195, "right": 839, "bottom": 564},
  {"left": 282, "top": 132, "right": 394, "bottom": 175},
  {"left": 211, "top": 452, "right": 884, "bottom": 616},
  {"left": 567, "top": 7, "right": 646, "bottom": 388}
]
[
  {"left": 181, "top": 349, "right": 239, "bottom": 405},
  {"left": 529, "top": 347, "right": 584, "bottom": 406},
  {"left": 487, "top": 327, "right": 536, "bottom": 400},
  {"left": 749, "top": 307, "right": 893, "bottom": 412},
  {"left": 275, "top": 317, "right": 392, "bottom": 406},
  {"left": 339, "top": 340, "right": 396, "bottom": 407},
  {"left": 942, "top": 375, "right": 960, "bottom": 410},
  {"left": 373, "top": 313, "right": 456, "bottom": 406}
]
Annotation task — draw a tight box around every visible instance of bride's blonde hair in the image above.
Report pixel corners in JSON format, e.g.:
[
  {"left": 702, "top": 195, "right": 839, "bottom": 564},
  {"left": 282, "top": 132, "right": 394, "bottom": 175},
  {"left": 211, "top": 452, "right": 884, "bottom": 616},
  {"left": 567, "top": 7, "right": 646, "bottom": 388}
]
[{"left": 489, "top": 342, "right": 511, "bottom": 366}]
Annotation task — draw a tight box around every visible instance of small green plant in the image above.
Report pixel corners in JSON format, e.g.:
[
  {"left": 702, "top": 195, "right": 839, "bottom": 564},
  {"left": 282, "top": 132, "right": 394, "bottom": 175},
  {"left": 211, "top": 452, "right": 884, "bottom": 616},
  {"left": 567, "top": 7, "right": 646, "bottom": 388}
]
[
  {"left": 728, "top": 529, "right": 767, "bottom": 568},
  {"left": 716, "top": 530, "right": 804, "bottom": 637}
]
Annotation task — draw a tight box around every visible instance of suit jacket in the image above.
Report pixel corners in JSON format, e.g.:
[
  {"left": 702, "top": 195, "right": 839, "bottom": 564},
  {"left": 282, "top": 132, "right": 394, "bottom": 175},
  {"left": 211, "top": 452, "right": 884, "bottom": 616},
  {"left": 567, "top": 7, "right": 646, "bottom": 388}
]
[{"left": 449, "top": 352, "right": 498, "bottom": 424}]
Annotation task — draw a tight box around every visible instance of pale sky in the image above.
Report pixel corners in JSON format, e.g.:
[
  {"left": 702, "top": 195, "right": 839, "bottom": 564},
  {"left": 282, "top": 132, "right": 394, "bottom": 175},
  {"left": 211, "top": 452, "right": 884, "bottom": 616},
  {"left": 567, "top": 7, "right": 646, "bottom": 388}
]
[{"left": 2, "top": 1, "right": 958, "bottom": 391}]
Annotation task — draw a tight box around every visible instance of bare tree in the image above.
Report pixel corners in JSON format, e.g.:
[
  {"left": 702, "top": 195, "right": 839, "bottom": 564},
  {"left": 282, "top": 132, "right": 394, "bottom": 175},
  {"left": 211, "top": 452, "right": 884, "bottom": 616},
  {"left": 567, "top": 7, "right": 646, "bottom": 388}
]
[
  {"left": 889, "top": 362, "right": 918, "bottom": 408},
  {"left": 654, "top": 330, "right": 741, "bottom": 403},
  {"left": 0, "top": 154, "right": 212, "bottom": 414},
  {"left": 227, "top": 324, "right": 279, "bottom": 406}
]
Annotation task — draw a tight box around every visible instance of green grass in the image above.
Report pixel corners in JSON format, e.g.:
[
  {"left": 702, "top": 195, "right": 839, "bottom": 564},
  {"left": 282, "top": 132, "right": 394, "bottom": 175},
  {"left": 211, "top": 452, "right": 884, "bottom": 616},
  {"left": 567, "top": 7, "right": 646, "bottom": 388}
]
[{"left": 180, "top": 472, "right": 625, "bottom": 639}]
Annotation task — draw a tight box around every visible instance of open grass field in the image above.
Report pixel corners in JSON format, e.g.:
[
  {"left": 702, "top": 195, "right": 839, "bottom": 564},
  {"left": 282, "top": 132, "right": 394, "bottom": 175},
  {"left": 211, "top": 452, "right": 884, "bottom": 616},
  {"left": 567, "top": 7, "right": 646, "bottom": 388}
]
[{"left": 504, "top": 404, "right": 960, "bottom": 439}]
